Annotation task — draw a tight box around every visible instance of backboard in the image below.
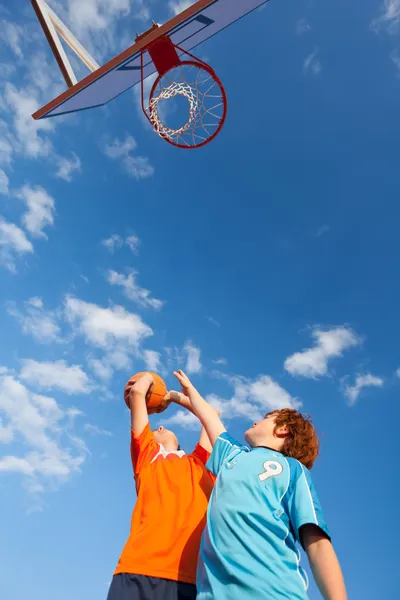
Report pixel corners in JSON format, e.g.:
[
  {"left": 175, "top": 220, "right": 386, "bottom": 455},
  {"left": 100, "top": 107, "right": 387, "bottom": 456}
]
[{"left": 32, "top": 0, "right": 269, "bottom": 121}]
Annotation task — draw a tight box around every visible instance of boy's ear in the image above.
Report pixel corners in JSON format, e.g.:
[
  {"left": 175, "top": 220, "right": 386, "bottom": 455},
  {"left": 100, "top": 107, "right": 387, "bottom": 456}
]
[{"left": 275, "top": 424, "right": 289, "bottom": 438}]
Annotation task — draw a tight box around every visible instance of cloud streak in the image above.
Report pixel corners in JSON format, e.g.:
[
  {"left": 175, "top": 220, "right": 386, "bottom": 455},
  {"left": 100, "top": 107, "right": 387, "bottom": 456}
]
[{"left": 284, "top": 327, "right": 361, "bottom": 378}]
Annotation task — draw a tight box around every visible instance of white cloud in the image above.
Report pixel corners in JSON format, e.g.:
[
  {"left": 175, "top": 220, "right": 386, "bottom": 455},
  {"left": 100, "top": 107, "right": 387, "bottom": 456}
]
[
  {"left": 0, "top": 456, "right": 35, "bottom": 475},
  {"left": 102, "top": 233, "right": 140, "bottom": 253},
  {"left": 84, "top": 423, "right": 112, "bottom": 436},
  {"left": 0, "top": 217, "right": 33, "bottom": 272},
  {"left": 123, "top": 155, "right": 155, "bottom": 180},
  {"left": 0, "top": 418, "right": 14, "bottom": 443},
  {"left": 0, "top": 371, "right": 87, "bottom": 487},
  {"left": 0, "top": 120, "right": 14, "bottom": 167},
  {"left": 0, "top": 169, "right": 9, "bottom": 195},
  {"left": 56, "top": 153, "right": 81, "bottom": 182},
  {"left": 107, "top": 270, "right": 164, "bottom": 310},
  {"left": 162, "top": 409, "right": 200, "bottom": 430},
  {"left": 372, "top": 0, "right": 400, "bottom": 32},
  {"left": 296, "top": 18, "right": 311, "bottom": 35},
  {"left": 164, "top": 372, "right": 300, "bottom": 430},
  {"left": 7, "top": 297, "right": 61, "bottom": 343},
  {"left": 2, "top": 83, "right": 54, "bottom": 158},
  {"left": 102, "top": 234, "right": 123, "bottom": 252},
  {"left": 64, "top": 296, "right": 153, "bottom": 350},
  {"left": 16, "top": 184, "right": 55, "bottom": 238},
  {"left": 126, "top": 235, "right": 140, "bottom": 254},
  {"left": 87, "top": 356, "right": 114, "bottom": 382},
  {"left": 213, "top": 358, "right": 228, "bottom": 366},
  {"left": 0, "top": 21, "right": 24, "bottom": 59},
  {"left": 169, "top": 0, "right": 194, "bottom": 16},
  {"left": 103, "top": 135, "right": 154, "bottom": 180},
  {"left": 20, "top": 359, "right": 93, "bottom": 395},
  {"left": 143, "top": 349, "right": 161, "bottom": 371},
  {"left": 344, "top": 373, "right": 384, "bottom": 406},
  {"left": 184, "top": 341, "right": 202, "bottom": 374},
  {"left": 284, "top": 327, "right": 360, "bottom": 378},
  {"left": 0, "top": 63, "right": 16, "bottom": 78},
  {"left": 304, "top": 49, "right": 322, "bottom": 76},
  {"left": 396, "top": 367, "right": 400, "bottom": 377},
  {"left": 65, "top": 296, "right": 154, "bottom": 381},
  {"left": 104, "top": 135, "right": 137, "bottom": 158},
  {"left": 207, "top": 316, "right": 220, "bottom": 327}
]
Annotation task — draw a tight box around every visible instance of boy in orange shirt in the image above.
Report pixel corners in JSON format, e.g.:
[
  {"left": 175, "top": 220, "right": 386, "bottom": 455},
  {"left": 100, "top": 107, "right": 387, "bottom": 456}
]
[{"left": 107, "top": 372, "right": 215, "bottom": 600}]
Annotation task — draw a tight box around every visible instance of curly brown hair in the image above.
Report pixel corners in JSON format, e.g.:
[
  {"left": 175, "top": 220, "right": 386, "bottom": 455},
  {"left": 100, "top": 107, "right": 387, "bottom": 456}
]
[{"left": 268, "top": 408, "right": 319, "bottom": 470}]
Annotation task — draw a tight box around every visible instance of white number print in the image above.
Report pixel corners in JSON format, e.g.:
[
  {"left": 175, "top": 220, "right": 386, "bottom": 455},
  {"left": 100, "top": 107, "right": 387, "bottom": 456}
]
[{"left": 258, "top": 460, "right": 283, "bottom": 482}]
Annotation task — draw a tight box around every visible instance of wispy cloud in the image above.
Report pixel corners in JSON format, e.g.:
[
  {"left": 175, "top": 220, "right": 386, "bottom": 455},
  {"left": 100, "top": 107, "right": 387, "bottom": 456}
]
[
  {"left": 7, "top": 297, "right": 62, "bottom": 344},
  {"left": 2, "top": 83, "right": 54, "bottom": 158},
  {"left": 213, "top": 358, "right": 228, "bottom": 366},
  {"left": 207, "top": 316, "right": 221, "bottom": 327},
  {"left": 344, "top": 373, "right": 384, "bottom": 406},
  {"left": 125, "top": 235, "right": 140, "bottom": 254},
  {"left": 284, "top": 327, "right": 361, "bottom": 378},
  {"left": 16, "top": 184, "right": 55, "bottom": 239},
  {"left": 102, "top": 233, "right": 140, "bottom": 254},
  {"left": 371, "top": 0, "right": 400, "bottom": 32},
  {"left": 0, "top": 168, "right": 9, "bottom": 195},
  {"left": 169, "top": 0, "right": 194, "bottom": 16},
  {"left": 303, "top": 49, "right": 322, "bottom": 76},
  {"left": 103, "top": 135, "right": 154, "bottom": 180},
  {"left": 0, "top": 120, "right": 14, "bottom": 167},
  {"left": 55, "top": 153, "right": 81, "bottom": 182},
  {"left": 143, "top": 349, "right": 162, "bottom": 372},
  {"left": 164, "top": 371, "right": 300, "bottom": 430},
  {"left": 184, "top": 341, "right": 202, "bottom": 374},
  {"left": 0, "top": 371, "right": 87, "bottom": 491},
  {"left": 0, "top": 20, "right": 24, "bottom": 59},
  {"left": 0, "top": 217, "right": 33, "bottom": 272},
  {"left": 107, "top": 270, "right": 164, "bottom": 310},
  {"left": 20, "top": 359, "right": 94, "bottom": 395},
  {"left": 296, "top": 18, "right": 311, "bottom": 35},
  {"left": 83, "top": 423, "right": 112, "bottom": 436}
]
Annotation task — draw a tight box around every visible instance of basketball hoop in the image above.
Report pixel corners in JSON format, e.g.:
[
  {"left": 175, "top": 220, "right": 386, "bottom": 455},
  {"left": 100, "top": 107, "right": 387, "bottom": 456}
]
[{"left": 140, "top": 37, "right": 227, "bottom": 149}]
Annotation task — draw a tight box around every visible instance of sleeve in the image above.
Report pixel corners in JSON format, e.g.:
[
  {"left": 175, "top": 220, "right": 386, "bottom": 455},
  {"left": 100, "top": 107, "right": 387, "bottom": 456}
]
[
  {"left": 286, "top": 462, "right": 331, "bottom": 546},
  {"left": 206, "top": 432, "right": 245, "bottom": 476},
  {"left": 191, "top": 443, "right": 211, "bottom": 466},
  {"left": 130, "top": 423, "right": 158, "bottom": 476}
]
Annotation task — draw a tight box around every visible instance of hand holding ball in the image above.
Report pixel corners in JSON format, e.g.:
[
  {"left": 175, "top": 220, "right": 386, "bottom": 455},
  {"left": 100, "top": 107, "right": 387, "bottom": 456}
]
[{"left": 124, "top": 372, "right": 168, "bottom": 414}]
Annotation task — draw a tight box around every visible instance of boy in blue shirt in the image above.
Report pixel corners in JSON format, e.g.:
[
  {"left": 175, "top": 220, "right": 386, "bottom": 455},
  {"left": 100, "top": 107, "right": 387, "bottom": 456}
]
[{"left": 173, "top": 370, "right": 347, "bottom": 600}]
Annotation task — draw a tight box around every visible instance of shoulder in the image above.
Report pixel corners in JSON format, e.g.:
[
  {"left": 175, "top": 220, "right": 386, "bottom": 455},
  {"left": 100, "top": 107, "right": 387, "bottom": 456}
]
[
  {"left": 217, "top": 431, "right": 248, "bottom": 451},
  {"left": 285, "top": 457, "right": 313, "bottom": 491}
]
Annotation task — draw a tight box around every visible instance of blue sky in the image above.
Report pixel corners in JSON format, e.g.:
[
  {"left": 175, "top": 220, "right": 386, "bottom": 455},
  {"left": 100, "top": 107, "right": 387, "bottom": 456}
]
[{"left": 0, "top": 0, "right": 399, "bottom": 598}]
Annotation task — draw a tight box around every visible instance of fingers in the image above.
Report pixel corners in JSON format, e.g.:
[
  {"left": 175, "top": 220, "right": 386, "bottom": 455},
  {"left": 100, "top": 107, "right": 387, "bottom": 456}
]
[{"left": 173, "top": 369, "right": 188, "bottom": 382}]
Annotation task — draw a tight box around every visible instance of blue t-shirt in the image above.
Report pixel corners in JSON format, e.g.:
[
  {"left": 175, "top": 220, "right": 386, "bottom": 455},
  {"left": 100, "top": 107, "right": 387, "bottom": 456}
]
[{"left": 197, "top": 433, "right": 330, "bottom": 600}]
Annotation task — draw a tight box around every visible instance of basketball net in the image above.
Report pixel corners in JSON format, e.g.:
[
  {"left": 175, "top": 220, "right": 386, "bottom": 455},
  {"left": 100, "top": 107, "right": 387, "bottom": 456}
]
[{"left": 141, "top": 38, "right": 227, "bottom": 149}]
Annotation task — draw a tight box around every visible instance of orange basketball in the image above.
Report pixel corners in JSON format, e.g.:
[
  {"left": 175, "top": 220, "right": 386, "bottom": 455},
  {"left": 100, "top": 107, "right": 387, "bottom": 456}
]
[{"left": 124, "top": 372, "right": 167, "bottom": 414}]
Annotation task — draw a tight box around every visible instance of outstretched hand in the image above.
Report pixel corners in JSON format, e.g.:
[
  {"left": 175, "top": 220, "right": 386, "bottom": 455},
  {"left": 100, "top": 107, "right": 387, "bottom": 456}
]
[{"left": 173, "top": 369, "right": 195, "bottom": 396}]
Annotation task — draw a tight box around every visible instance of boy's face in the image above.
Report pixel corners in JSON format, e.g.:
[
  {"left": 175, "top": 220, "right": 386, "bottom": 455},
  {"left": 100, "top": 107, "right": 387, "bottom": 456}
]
[{"left": 244, "top": 413, "right": 288, "bottom": 449}]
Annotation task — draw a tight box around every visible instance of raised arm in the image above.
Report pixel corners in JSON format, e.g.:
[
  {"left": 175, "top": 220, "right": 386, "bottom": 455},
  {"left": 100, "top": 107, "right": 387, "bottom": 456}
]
[
  {"left": 173, "top": 370, "right": 226, "bottom": 445},
  {"left": 301, "top": 525, "right": 347, "bottom": 600},
  {"left": 129, "top": 373, "right": 154, "bottom": 435},
  {"left": 167, "top": 389, "right": 218, "bottom": 452}
]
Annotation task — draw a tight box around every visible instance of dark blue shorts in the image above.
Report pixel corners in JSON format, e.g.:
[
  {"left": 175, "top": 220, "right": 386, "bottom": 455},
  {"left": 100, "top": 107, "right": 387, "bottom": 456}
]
[{"left": 107, "top": 574, "right": 197, "bottom": 600}]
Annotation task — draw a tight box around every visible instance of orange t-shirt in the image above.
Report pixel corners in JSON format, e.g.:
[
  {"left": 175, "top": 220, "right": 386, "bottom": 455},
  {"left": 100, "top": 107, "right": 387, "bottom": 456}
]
[{"left": 114, "top": 424, "right": 215, "bottom": 584}]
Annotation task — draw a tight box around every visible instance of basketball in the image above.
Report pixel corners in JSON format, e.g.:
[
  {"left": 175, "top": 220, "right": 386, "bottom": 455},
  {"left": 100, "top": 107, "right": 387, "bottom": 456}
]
[{"left": 124, "top": 372, "right": 168, "bottom": 414}]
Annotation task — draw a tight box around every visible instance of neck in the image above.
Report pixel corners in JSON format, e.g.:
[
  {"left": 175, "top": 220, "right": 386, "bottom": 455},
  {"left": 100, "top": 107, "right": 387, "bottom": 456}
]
[
  {"left": 254, "top": 439, "right": 284, "bottom": 453},
  {"left": 163, "top": 443, "right": 179, "bottom": 452}
]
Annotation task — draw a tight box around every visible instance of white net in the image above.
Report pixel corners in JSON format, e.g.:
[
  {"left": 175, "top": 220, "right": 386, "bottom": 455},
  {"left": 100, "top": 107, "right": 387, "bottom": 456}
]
[{"left": 147, "top": 61, "right": 226, "bottom": 148}]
